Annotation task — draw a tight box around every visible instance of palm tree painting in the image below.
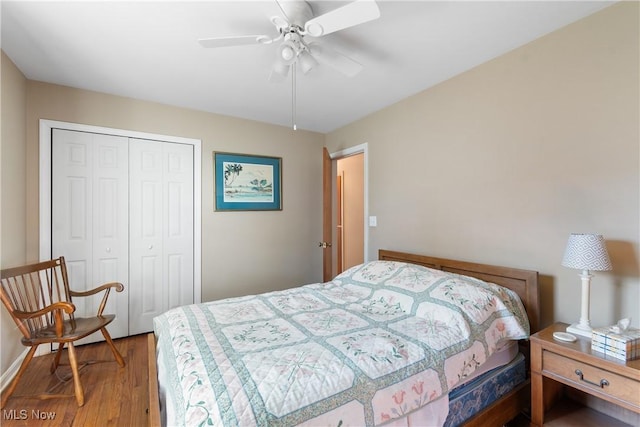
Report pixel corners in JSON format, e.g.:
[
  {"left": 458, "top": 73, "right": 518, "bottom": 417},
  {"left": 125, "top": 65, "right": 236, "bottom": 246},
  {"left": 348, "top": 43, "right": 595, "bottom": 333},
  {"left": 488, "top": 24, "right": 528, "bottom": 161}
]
[
  {"left": 224, "top": 163, "right": 243, "bottom": 186},
  {"left": 222, "top": 161, "right": 274, "bottom": 202},
  {"left": 215, "top": 152, "right": 282, "bottom": 211}
]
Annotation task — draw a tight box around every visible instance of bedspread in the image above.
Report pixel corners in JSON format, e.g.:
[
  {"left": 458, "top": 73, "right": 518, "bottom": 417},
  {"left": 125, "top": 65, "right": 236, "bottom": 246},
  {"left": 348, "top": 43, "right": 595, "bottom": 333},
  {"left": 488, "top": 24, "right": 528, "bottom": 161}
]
[{"left": 153, "top": 260, "right": 530, "bottom": 426}]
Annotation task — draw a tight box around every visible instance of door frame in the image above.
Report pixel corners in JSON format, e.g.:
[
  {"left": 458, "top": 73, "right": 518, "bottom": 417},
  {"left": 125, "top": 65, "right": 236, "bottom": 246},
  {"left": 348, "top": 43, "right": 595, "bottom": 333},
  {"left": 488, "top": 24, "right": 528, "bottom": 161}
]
[
  {"left": 38, "top": 119, "right": 202, "bottom": 304},
  {"left": 329, "top": 143, "right": 369, "bottom": 269}
]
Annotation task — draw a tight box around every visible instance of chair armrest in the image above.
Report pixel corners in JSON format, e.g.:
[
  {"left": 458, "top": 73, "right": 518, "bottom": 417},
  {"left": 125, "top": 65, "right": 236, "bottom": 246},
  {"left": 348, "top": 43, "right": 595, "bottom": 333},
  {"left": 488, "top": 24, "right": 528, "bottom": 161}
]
[
  {"left": 69, "top": 282, "right": 124, "bottom": 297},
  {"left": 14, "top": 302, "right": 76, "bottom": 337},
  {"left": 69, "top": 282, "right": 125, "bottom": 317},
  {"left": 13, "top": 301, "right": 76, "bottom": 319}
]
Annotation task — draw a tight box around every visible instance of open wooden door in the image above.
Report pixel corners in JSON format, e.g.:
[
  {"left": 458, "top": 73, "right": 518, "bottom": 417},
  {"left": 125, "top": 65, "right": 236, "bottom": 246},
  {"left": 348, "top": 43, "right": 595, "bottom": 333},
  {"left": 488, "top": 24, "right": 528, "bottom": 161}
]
[
  {"left": 322, "top": 147, "right": 332, "bottom": 282},
  {"left": 336, "top": 173, "right": 343, "bottom": 274}
]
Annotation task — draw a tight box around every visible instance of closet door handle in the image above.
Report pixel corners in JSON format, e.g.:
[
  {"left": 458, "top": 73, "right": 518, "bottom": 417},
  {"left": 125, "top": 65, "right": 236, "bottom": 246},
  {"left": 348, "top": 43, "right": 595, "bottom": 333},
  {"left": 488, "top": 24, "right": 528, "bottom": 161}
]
[{"left": 148, "top": 245, "right": 153, "bottom": 250}]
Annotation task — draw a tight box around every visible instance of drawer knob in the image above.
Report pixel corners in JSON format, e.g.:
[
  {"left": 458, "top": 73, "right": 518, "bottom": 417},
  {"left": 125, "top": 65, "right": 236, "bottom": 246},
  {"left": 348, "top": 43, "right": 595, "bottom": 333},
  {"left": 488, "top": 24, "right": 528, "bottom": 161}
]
[{"left": 574, "top": 369, "right": 610, "bottom": 388}]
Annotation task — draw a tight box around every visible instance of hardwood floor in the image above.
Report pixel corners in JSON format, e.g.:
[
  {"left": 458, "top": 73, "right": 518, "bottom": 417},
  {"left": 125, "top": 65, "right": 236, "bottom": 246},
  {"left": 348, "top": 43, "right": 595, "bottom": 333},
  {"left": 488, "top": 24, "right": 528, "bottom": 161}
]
[{"left": 1, "top": 334, "right": 151, "bottom": 427}]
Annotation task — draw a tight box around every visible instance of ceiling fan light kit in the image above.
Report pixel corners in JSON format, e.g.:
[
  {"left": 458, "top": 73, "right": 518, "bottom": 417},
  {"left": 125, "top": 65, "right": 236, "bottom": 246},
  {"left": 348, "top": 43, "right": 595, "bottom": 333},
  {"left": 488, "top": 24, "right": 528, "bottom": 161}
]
[
  {"left": 198, "top": 0, "right": 381, "bottom": 130},
  {"left": 298, "top": 51, "right": 318, "bottom": 74},
  {"left": 278, "top": 40, "right": 298, "bottom": 64}
]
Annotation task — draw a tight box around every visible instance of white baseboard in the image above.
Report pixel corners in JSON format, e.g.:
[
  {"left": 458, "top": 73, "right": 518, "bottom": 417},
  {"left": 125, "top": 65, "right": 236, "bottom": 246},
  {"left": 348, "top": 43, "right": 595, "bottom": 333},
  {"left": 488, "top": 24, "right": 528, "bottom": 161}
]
[
  {"left": 0, "top": 346, "right": 51, "bottom": 393},
  {"left": 0, "top": 348, "right": 29, "bottom": 393}
]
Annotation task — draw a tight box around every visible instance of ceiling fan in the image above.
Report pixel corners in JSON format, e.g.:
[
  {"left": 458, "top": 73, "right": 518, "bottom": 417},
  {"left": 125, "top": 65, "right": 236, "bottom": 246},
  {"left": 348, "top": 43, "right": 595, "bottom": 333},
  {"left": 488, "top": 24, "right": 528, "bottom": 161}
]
[{"left": 198, "top": 0, "right": 381, "bottom": 81}]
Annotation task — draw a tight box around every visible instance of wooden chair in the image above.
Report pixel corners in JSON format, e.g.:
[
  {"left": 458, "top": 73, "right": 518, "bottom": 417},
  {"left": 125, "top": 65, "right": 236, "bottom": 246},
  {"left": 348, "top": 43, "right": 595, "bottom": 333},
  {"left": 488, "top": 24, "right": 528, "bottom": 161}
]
[{"left": 0, "top": 256, "right": 126, "bottom": 408}]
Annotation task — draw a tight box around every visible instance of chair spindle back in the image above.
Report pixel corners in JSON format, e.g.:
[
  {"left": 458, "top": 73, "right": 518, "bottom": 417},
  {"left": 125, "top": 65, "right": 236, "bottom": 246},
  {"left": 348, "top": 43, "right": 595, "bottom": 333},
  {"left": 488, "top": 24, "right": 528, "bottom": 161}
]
[{"left": 0, "top": 257, "right": 74, "bottom": 340}]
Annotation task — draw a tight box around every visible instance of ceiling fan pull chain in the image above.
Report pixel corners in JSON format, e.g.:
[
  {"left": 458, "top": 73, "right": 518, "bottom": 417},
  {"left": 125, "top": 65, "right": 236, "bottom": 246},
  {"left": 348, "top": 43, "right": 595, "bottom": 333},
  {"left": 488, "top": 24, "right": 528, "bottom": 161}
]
[{"left": 292, "top": 65, "right": 297, "bottom": 131}]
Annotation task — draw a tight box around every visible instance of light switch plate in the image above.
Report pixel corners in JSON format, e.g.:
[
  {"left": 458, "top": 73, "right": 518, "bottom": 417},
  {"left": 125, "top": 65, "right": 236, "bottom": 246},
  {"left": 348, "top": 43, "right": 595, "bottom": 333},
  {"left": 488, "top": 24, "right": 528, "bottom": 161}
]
[{"left": 369, "top": 216, "right": 377, "bottom": 227}]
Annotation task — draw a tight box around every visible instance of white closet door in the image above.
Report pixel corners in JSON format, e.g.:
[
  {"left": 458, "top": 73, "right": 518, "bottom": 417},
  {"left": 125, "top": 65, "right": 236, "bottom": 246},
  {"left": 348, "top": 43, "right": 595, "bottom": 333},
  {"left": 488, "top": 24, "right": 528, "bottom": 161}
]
[
  {"left": 52, "top": 129, "right": 129, "bottom": 342},
  {"left": 129, "top": 138, "right": 194, "bottom": 334}
]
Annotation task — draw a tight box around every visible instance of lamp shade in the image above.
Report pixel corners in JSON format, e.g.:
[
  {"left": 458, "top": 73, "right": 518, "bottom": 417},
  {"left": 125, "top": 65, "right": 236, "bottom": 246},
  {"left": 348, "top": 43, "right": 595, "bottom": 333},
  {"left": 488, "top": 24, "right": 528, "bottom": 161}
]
[{"left": 562, "top": 233, "right": 612, "bottom": 271}]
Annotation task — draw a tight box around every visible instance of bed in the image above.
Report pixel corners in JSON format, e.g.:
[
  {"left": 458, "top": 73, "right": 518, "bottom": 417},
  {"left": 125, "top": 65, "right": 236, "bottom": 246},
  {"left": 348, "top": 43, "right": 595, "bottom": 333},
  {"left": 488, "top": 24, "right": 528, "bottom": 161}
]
[{"left": 148, "top": 249, "right": 539, "bottom": 426}]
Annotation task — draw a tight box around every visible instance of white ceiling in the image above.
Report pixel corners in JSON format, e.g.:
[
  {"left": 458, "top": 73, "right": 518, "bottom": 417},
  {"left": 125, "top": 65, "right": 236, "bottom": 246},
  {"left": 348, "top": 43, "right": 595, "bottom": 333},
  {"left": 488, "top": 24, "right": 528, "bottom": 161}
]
[{"left": 1, "top": 1, "right": 613, "bottom": 133}]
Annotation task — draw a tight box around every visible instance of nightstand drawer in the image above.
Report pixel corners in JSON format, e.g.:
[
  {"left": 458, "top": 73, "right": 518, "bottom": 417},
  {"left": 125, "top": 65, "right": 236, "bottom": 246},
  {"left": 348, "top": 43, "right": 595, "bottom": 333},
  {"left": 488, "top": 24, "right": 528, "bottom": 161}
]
[{"left": 543, "top": 350, "right": 640, "bottom": 408}]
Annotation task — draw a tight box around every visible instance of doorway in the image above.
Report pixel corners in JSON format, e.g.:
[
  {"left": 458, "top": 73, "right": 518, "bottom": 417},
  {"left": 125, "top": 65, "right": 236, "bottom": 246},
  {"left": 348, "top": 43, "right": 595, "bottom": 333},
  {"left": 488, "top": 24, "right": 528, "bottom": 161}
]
[
  {"left": 336, "top": 153, "right": 364, "bottom": 274},
  {"left": 328, "top": 143, "right": 368, "bottom": 278}
]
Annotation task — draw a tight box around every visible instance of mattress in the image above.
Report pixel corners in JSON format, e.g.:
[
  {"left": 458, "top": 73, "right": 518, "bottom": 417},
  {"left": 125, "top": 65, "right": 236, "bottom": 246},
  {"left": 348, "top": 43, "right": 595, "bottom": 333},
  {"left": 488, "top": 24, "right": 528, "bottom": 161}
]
[
  {"left": 390, "top": 341, "right": 520, "bottom": 426},
  {"left": 444, "top": 352, "right": 526, "bottom": 426}
]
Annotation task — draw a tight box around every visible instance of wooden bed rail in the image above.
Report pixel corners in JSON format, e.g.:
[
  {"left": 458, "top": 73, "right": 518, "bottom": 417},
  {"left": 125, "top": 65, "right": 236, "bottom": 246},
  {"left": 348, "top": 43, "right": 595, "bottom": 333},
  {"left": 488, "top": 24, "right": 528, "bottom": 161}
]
[{"left": 147, "top": 333, "right": 161, "bottom": 427}]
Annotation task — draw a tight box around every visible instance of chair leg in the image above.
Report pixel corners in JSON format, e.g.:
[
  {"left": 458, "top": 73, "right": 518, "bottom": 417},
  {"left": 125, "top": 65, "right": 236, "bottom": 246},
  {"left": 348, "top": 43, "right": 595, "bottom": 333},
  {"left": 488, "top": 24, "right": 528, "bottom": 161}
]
[
  {"left": 1, "top": 346, "right": 38, "bottom": 408},
  {"left": 101, "top": 328, "right": 125, "bottom": 367},
  {"left": 66, "top": 342, "right": 84, "bottom": 407},
  {"left": 51, "top": 342, "right": 65, "bottom": 373}
]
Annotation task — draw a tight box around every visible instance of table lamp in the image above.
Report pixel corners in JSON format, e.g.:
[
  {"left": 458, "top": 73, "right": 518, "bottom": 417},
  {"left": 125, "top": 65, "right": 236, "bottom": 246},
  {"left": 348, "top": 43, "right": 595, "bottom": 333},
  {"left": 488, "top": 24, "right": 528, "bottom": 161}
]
[{"left": 561, "top": 233, "right": 612, "bottom": 338}]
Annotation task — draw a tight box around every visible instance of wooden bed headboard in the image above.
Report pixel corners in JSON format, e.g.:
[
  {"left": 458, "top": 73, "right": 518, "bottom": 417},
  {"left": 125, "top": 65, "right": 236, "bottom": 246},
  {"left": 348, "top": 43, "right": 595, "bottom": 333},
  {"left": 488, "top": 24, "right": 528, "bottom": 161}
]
[{"left": 379, "top": 250, "right": 540, "bottom": 333}]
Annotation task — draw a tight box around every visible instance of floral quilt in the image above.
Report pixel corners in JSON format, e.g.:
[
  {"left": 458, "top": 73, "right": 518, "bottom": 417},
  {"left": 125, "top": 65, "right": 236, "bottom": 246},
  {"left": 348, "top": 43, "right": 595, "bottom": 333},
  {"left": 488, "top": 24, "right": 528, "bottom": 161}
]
[{"left": 153, "top": 260, "right": 530, "bottom": 427}]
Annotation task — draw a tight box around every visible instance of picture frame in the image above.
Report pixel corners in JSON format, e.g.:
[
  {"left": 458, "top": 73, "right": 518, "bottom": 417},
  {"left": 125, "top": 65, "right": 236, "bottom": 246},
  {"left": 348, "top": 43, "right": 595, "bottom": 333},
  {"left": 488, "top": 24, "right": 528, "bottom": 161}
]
[{"left": 214, "top": 152, "right": 282, "bottom": 211}]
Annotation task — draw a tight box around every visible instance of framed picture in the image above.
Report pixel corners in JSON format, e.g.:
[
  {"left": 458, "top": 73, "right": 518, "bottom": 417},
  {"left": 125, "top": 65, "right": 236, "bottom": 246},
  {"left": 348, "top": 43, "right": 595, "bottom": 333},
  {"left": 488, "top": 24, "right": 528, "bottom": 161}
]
[{"left": 214, "top": 152, "right": 282, "bottom": 211}]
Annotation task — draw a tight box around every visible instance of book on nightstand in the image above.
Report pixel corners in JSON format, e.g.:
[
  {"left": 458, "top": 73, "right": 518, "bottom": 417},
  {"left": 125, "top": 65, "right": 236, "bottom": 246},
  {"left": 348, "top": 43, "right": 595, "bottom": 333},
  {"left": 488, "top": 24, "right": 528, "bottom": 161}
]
[{"left": 591, "top": 326, "right": 640, "bottom": 361}]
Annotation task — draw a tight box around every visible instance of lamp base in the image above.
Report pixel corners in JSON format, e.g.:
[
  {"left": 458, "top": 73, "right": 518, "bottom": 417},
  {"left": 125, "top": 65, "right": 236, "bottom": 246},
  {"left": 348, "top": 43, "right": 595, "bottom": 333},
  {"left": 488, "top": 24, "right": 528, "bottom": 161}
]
[{"left": 566, "top": 323, "right": 592, "bottom": 339}]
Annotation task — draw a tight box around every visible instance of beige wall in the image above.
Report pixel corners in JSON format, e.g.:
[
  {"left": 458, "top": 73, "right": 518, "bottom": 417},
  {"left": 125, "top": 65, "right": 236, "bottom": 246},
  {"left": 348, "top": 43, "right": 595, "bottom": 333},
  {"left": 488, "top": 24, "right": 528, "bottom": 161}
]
[
  {"left": 1, "top": 52, "right": 29, "bottom": 376},
  {"left": 326, "top": 2, "right": 640, "bottom": 330},
  {"left": 1, "top": 52, "right": 27, "bottom": 268}
]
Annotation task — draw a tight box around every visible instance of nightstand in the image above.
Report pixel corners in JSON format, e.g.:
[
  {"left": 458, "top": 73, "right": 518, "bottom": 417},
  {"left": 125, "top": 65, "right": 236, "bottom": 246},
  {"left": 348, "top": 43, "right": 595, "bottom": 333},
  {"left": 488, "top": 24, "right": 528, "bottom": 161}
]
[{"left": 530, "top": 322, "right": 640, "bottom": 426}]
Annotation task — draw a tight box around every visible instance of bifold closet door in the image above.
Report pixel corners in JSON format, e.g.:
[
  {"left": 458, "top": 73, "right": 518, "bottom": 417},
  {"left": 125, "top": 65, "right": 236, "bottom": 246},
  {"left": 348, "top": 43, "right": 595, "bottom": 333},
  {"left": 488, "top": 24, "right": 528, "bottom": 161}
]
[
  {"left": 128, "top": 138, "right": 194, "bottom": 335},
  {"left": 52, "top": 129, "right": 130, "bottom": 343}
]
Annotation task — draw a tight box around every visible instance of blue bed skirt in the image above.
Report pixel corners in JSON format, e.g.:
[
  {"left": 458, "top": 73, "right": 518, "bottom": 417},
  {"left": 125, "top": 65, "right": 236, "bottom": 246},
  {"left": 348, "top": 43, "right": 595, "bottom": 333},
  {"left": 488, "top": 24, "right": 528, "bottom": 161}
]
[{"left": 443, "top": 352, "right": 526, "bottom": 427}]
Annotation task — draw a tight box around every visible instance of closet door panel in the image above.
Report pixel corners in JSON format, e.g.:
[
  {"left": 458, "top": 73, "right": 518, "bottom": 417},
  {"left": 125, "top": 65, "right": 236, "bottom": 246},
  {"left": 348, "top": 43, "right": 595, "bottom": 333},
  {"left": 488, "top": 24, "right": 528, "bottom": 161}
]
[
  {"left": 140, "top": 255, "right": 161, "bottom": 313},
  {"left": 129, "top": 139, "right": 193, "bottom": 334},
  {"left": 130, "top": 140, "right": 164, "bottom": 334},
  {"left": 53, "top": 131, "right": 92, "bottom": 264},
  {"left": 92, "top": 136, "right": 129, "bottom": 339},
  {"left": 52, "top": 129, "right": 129, "bottom": 342},
  {"left": 165, "top": 143, "right": 194, "bottom": 309}
]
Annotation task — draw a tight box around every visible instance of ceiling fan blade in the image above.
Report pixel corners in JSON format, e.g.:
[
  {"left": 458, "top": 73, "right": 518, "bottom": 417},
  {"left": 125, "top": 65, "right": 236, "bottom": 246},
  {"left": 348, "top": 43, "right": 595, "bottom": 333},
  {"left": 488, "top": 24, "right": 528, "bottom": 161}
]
[
  {"left": 309, "top": 44, "right": 363, "bottom": 77},
  {"left": 304, "top": 0, "right": 380, "bottom": 37},
  {"left": 273, "top": 0, "right": 292, "bottom": 25},
  {"left": 198, "top": 35, "right": 267, "bottom": 48}
]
